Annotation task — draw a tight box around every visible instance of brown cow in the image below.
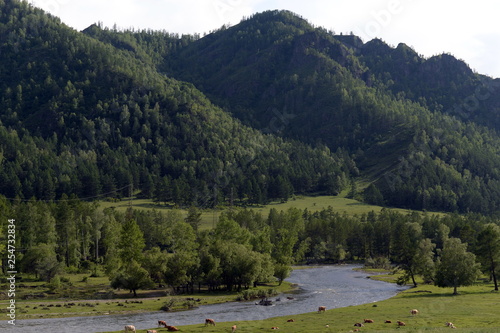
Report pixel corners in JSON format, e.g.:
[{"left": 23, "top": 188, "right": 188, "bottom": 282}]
[
  {"left": 231, "top": 324, "right": 237, "bottom": 332},
  {"left": 446, "top": 322, "right": 457, "bottom": 328},
  {"left": 397, "top": 321, "right": 406, "bottom": 326},
  {"left": 385, "top": 320, "right": 392, "bottom": 323},
  {"left": 286, "top": 319, "right": 295, "bottom": 322},
  {"left": 318, "top": 306, "right": 326, "bottom": 313},
  {"left": 166, "top": 326, "right": 179, "bottom": 331},
  {"left": 158, "top": 320, "right": 167, "bottom": 328},
  {"left": 410, "top": 309, "right": 419, "bottom": 316},
  {"left": 271, "top": 327, "right": 279, "bottom": 330},
  {"left": 364, "top": 319, "right": 374, "bottom": 323},
  {"left": 205, "top": 318, "right": 216, "bottom": 326}
]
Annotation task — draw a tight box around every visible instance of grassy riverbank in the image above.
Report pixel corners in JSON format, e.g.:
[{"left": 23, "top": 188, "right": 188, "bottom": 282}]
[
  {"left": 101, "top": 277, "right": 500, "bottom": 332},
  {"left": 0, "top": 274, "right": 295, "bottom": 320}
]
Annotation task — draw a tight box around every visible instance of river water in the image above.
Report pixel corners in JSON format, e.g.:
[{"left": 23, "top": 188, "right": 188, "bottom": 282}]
[{"left": 1, "top": 265, "right": 407, "bottom": 332}]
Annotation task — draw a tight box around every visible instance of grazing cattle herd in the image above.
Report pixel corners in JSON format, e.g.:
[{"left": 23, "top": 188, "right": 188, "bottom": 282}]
[{"left": 122, "top": 307, "right": 460, "bottom": 331}]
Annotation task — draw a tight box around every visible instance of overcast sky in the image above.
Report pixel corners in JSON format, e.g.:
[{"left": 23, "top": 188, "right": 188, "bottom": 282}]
[{"left": 29, "top": 0, "right": 500, "bottom": 78}]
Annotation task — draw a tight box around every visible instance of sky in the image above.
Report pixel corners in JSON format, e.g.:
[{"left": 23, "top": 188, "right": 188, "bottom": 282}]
[{"left": 29, "top": 0, "right": 500, "bottom": 78}]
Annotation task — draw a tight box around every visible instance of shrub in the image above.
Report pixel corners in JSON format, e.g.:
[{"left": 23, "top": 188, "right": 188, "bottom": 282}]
[
  {"left": 364, "top": 257, "right": 391, "bottom": 270},
  {"left": 160, "top": 298, "right": 177, "bottom": 311}
]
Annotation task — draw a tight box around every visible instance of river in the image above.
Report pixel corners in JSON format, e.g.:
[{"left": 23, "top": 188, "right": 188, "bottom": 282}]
[{"left": 1, "top": 265, "right": 407, "bottom": 332}]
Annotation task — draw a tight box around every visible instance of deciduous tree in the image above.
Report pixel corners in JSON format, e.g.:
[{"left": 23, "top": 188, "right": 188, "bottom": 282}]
[
  {"left": 435, "top": 237, "right": 481, "bottom": 295},
  {"left": 476, "top": 224, "right": 500, "bottom": 291}
]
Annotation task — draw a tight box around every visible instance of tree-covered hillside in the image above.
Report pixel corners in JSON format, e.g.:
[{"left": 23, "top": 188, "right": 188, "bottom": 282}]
[
  {"left": 0, "top": 2, "right": 352, "bottom": 205},
  {"left": 141, "top": 10, "right": 500, "bottom": 215},
  {"left": 3, "top": 3, "right": 500, "bottom": 215}
]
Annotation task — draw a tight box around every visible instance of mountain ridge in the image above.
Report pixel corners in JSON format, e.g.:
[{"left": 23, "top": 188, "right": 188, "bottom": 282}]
[
  {"left": 2, "top": 4, "right": 500, "bottom": 215},
  {"left": 0, "top": 2, "right": 351, "bottom": 205}
]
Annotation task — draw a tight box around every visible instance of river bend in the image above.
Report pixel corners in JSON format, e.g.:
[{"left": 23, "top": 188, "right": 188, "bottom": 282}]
[{"left": 1, "top": 265, "right": 407, "bottom": 332}]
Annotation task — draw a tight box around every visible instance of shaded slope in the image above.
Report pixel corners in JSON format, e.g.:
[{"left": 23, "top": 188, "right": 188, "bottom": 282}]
[
  {"left": 0, "top": 2, "right": 351, "bottom": 204},
  {"left": 154, "top": 10, "right": 500, "bottom": 214}
]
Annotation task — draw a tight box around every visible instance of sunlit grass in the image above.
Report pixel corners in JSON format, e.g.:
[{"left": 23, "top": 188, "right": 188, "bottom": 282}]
[
  {"left": 102, "top": 281, "right": 499, "bottom": 333},
  {"left": 0, "top": 273, "right": 294, "bottom": 320},
  {"left": 97, "top": 195, "right": 445, "bottom": 231}
]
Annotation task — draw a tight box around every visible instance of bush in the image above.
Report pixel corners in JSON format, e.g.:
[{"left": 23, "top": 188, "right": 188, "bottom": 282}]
[
  {"left": 160, "top": 298, "right": 177, "bottom": 311},
  {"left": 364, "top": 257, "right": 391, "bottom": 270},
  {"left": 47, "top": 276, "right": 61, "bottom": 291},
  {"left": 60, "top": 276, "right": 71, "bottom": 283},
  {"left": 240, "top": 290, "right": 258, "bottom": 300},
  {"left": 239, "top": 288, "right": 278, "bottom": 301},
  {"left": 66, "top": 266, "right": 79, "bottom": 274}
]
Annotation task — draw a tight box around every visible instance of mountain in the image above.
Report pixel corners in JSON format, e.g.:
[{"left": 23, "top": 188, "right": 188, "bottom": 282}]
[
  {"left": 0, "top": 2, "right": 352, "bottom": 206},
  {"left": 3, "top": 3, "right": 500, "bottom": 215},
  {"left": 132, "top": 10, "right": 500, "bottom": 215},
  {"left": 352, "top": 37, "right": 500, "bottom": 130}
]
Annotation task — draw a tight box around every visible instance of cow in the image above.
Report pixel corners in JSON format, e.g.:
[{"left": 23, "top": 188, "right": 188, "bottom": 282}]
[
  {"left": 354, "top": 323, "right": 364, "bottom": 327},
  {"left": 364, "top": 319, "right": 374, "bottom": 323},
  {"left": 397, "top": 321, "right": 406, "bottom": 326},
  {"left": 124, "top": 325, "right": 136, "bottom": 333},
  {"left": 410, "top": 309, "right": 419, "bottom": 316},
  {"left": 385, "top": 320, "right": 392, "bottom": 323},
  {"left": 231, "top": 324, "right": 237, "bottom": 332},
  {"left": 446, "top": 322, "right": 457, "bottom": 328},
  {"left": 166, "top": 326, "right": 179, "bottom": 331},
  {"left": 147, "top": 330, "right": 157, "bottom": 333},
  {"left": 271, "top": 327, "right": 279, "bottom": 330},
  {"left": 158, "top": 320, "right": 167, "bottom": 328},
  {"left": 286, "top": 319, "right": 295, "bottom": 322},
  {"left": 205, "top": 318, "right": 216, "bottom": 326},
  {"left": 318, "top": 306, "right": 326, "bottom": 313}
]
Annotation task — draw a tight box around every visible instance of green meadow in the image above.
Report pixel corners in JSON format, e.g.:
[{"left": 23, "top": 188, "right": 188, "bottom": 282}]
[
  {"left": 0, "top": 274, "right": 294, "bottom": 320},
  {"left": 102, "top": 280, "right": 500, "bottom": 333},
  {"left": 98, "top": 195, "right": 444, "bottom": 230}
]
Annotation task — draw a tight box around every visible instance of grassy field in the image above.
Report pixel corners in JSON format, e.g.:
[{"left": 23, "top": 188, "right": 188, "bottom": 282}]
[
  {"left": 98, "top": 195, "right": 443, "bottom": 230},
  {"left": 101, "top": 280, "right": 500, "bottom": 333},
  {"left": 0, "top": 273, "right": 294, "bottom": 320}
]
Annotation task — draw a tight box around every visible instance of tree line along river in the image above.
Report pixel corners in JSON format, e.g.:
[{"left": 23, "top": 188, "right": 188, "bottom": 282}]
[{"left": 0, "top": 265, "right": 408, "bottom": 333}]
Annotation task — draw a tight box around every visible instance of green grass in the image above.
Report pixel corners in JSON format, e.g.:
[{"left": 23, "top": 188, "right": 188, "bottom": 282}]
[
  {"left": 101, "top": 281, "right": 500, "bottom": 333},
  {"left": 98, "top": 195, "right": 445, "bottom": 231},
  {"left": 0, "top": 273, "right": 294, "bottom": 320}
]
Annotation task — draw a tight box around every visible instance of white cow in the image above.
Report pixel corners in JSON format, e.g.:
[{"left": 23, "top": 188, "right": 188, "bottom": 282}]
[{"left": 124, "top": 325, "right": 136, "bottom": 333}]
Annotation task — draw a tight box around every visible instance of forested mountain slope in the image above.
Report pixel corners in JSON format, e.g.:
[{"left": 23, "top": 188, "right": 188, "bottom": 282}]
[
  {"left": 3, "top": 2, "right": 500, "bottom": 215},
  {"left": 138, "top": 10, "right": 500, "bottom": 215},
  {"left": 349, "top": 37, "right": 500, "bottom": 130},
  {"left": 0, "top": 1, "right": 352, "bottom": 205}
]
